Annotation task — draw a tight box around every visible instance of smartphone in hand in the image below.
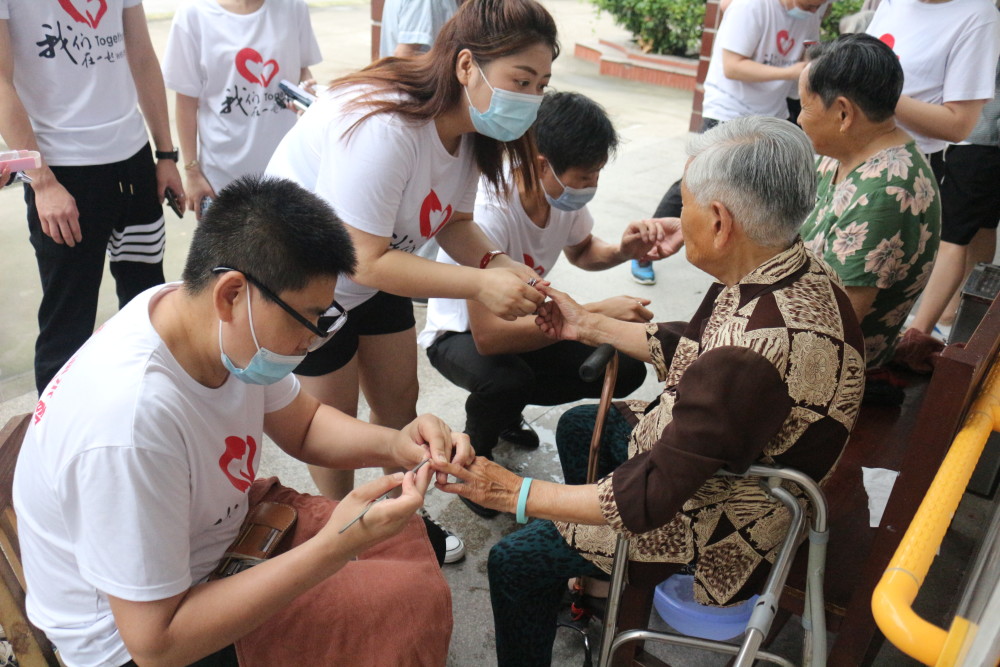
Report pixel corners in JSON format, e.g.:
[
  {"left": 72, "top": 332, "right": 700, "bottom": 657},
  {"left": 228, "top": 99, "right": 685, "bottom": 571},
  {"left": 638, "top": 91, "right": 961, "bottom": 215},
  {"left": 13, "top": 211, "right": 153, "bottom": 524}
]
[
  {"left": 278, "top": 79, "right": 316, "bottom": 113},
  {"left": 164, "top": 187, "right": 184, "bottom": 219}
]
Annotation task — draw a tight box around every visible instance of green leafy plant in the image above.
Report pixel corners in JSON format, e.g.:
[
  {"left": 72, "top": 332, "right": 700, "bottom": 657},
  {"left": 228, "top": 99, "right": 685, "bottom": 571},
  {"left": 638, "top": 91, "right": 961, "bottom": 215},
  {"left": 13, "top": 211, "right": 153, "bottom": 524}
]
[
  {"left": 592, "top": 0, "right": 706, "bottom": 57},
  {"left": 820, "top": 0, "right": 865, "bottom": 41}
]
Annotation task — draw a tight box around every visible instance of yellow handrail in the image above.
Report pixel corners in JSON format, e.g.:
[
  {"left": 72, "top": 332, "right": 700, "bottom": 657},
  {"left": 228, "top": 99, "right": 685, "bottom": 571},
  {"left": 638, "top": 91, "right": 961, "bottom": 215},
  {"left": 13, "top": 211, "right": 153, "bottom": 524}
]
[{"left": 871, "top": 356, "right": 1000, "bottom": 667}]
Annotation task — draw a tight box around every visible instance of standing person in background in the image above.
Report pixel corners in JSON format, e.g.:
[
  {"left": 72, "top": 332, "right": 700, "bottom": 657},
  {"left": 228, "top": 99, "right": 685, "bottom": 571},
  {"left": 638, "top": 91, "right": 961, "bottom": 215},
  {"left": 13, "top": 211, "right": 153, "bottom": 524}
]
[
  {"left": 0, "top": 0, "right": 185, "bottom": 396},
  {"left": 163, "top": 0, "right": 322, "bottom": 221},
  {"left": 267, "top": 0, "right": 556, "bottom": 563},
  {"left": 379, "top": 0, "right": 458, "bottom": 59},
  {"left": 865, "top": 0, "right": 1000, "bottom": 342},
  {"left": 638, "top": 0, "right": 826, "bottom": 286}
]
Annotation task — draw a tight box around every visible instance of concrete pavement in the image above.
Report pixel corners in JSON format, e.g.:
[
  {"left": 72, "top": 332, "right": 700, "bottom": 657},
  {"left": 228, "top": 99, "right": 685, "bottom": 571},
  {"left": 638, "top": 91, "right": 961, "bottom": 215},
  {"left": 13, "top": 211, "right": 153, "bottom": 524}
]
[{"left": 0, "top": 2, "right": 980, "bottom": 665}]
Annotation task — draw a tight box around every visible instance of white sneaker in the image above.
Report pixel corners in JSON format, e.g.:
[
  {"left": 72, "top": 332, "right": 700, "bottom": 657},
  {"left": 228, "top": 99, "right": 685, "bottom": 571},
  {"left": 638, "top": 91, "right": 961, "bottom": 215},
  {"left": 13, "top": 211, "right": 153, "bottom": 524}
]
[{"left": 419, "top": 509, "right": 466, "bottom": 564}]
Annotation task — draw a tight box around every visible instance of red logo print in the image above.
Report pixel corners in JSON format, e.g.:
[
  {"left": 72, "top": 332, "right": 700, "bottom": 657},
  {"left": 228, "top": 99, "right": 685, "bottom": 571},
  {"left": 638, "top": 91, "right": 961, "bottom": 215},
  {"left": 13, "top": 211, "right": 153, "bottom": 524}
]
[
  {"left": 523, "top": 253, "right": 545, "bottom": 276},
  {"left": 235, "top": 48, "right": 280, "bottom": 87},
  {"left": 419, "top": 190, "right": 453, "bottom": 239},
  {"left": 776, "top": 30, "right": 795, "bottom": 56},
  {"left": 219, "top": 435, "right": 257, "bottom": 492},
  {"left": 33, "top": 401, "right": 46, "bottom": 425},
  {"left": 879, "top": 33, "right": 895, "bottom": 50},
  {"left": 58, "top": 0, "right": 107, "bottom": 29}
]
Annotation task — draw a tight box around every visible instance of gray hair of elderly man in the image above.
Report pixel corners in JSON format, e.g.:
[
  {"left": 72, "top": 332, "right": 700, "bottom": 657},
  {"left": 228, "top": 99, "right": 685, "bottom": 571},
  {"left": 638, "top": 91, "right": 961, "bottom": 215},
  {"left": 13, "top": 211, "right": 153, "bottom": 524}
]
[{"left": 684, "top": 116, "right": 817, "bottom": 248}]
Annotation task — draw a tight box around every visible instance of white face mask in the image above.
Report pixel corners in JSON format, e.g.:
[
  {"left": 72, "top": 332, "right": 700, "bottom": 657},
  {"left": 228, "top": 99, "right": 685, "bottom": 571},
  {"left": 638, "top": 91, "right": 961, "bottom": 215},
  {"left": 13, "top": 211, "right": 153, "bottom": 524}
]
[
  {"left": 544, "top": 168, "right": 597, "bottom": 211},
  {"left": 465, "top": 64, "right": 542, "bottom": 143}
]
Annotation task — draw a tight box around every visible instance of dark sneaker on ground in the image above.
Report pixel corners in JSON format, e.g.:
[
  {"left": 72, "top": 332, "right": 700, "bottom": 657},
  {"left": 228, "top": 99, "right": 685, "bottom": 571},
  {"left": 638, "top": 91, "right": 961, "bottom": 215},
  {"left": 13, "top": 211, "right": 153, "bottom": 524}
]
[
  {"left": 418, "top": 509, "right": 466, "bottom": 564},
  {"left": 459, "top": 494, "right": 500, "bottom": 519},
  {"left": 498, "top": 418, "right": 539, "bottom": 450}
]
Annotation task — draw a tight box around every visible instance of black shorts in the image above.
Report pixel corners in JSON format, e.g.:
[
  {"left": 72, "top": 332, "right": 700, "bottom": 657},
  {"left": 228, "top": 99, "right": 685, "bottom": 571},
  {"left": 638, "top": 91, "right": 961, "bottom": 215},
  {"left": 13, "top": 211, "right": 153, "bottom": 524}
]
[
  {"left": 293, "top": 291, "right": 416, "bottom": 376},
  {"left": 938, "top": 144, "right": 1000, "bottom": 245}
]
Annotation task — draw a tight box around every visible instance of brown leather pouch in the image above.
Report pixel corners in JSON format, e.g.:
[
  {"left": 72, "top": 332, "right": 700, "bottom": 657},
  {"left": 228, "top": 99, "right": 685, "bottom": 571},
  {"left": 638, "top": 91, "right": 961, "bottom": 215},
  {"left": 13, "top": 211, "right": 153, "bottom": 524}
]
[{"left": 211, "top": 501, "right": 297, "bottom": 579}]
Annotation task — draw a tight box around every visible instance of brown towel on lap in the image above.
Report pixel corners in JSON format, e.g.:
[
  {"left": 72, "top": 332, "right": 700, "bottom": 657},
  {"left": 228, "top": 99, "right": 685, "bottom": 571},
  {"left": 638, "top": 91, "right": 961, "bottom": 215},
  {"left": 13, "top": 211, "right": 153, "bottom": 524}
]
[{"left": 235, "top": 478, "right": 453, "bottom": 667}]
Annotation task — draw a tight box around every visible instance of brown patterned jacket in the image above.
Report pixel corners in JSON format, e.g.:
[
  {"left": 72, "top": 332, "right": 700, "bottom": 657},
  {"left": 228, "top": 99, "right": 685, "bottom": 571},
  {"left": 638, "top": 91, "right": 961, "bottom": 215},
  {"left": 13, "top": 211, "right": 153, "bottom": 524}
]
[{"left": 555, "top": 239, "right": 865, "bottom": 605}]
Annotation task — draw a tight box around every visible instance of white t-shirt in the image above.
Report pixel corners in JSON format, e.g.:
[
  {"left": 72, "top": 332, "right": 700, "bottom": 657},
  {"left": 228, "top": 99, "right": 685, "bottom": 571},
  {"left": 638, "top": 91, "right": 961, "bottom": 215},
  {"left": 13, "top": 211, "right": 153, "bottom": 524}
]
[
  {"left": 866, "top": 0, "right": 1000, "bottom": 154},
  {"left": 703, "top": 0, "right": 824, "bottom": 121},
  {"left": 0, "top": 0, "right": 149, "bottom": 165},
  {"left": 418, "top": 178, "right": 594, "bottom": 348},
  {"left": 379, "top": 0, "right": 458, "bottom": 58},
  {"left": 13, "top": 284, "right": 299, "bottom": 667},
  {"left": 162, "top": 0, "right": 322, "bottom": 191},
  {"left": 266, "top": 86, "right": 479, "bottom": 310}
]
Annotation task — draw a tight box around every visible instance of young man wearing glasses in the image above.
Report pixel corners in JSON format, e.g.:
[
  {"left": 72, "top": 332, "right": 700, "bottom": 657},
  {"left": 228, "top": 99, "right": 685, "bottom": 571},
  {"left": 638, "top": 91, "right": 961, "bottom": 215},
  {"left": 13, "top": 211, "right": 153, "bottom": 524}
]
[{"left": 13, "top": 175, "right": 466, "bottom": 667}]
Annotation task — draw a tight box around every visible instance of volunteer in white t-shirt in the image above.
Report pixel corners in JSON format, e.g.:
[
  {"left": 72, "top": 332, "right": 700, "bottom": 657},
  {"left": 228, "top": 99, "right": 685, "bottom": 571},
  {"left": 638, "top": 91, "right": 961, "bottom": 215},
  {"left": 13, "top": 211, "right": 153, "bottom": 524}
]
[
  {"left": 871, "top": 0, "right": 1000, "bottom": 340},
  {"left": 266, "top": 0, "right": 553, "bottom": 506},
  {"left": 645, "top": 0, "right": 825, "bottom": 288},
  {"left": 0, "top": 0, "right": 185, "bottom": 395},
  {"left": 379, "top": 0, "right": 458, "bottom": 58},
  {"left": 14, "top": 176, "right": 465, "bottom": 667},
  {"left": 703, "top": 0, "right": 826, "bottom": 122},
  {"left": 419, "top": 93, "right": 682, "bottom": 517},
  {"left": 163, "top": 0, "right": 322, "bottom": 219}
]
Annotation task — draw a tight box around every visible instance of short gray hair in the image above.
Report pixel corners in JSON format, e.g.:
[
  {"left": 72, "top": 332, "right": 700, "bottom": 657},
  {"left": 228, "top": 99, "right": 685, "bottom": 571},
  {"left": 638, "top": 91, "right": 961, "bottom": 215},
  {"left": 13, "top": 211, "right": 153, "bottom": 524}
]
[{"left": 684, "top": 116, "right": 816, "bottom": 247}]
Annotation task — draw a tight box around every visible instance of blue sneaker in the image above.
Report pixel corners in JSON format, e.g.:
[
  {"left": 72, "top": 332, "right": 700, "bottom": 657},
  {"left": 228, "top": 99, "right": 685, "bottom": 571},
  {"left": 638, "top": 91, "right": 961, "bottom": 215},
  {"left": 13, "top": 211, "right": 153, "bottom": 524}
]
[{"left": 631, "top": 260, "right": 655, "bottom": 285}]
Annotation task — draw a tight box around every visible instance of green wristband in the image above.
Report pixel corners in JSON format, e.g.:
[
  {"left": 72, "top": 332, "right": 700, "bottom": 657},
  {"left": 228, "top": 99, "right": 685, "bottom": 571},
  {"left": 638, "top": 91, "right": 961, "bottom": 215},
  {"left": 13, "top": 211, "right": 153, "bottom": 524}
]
[{"left": 516, "top": 477, "right": 533, "bottom": 524}]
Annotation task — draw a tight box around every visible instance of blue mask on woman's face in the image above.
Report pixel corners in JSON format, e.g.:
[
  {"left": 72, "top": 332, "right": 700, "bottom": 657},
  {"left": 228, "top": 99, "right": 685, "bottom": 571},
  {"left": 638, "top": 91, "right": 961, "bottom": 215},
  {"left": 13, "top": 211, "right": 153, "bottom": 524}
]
[
  {"left": 219, "top": 288, "right": 305, "bottom": 385},
  {"left": 544, "top": 168, "right": 597, "bottom": 212},
  {"left": 465, "top": 64, "right": 542, "bottom": 143},
  {"left": 787, "top": 5, "right": 813, "bottom": 19}
]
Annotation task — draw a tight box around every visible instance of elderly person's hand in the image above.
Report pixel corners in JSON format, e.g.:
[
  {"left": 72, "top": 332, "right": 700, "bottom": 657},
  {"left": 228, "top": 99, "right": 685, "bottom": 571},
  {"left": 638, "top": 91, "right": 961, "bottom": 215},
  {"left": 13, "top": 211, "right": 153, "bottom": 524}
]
[
  {"left": 621, "top": 217, "right": 684, "bottom": 262},
  {"left": 535, "top": 284, "right": 592, "bottom": 342},
  {"left": 587, "top": 295, "right": 653, "bottom": 323},
  {"left": 435, "top": 456, "right": 524, "bottom": 515},
  {"left": 646, "top": 217, "right": 684, "bottom": 260}
]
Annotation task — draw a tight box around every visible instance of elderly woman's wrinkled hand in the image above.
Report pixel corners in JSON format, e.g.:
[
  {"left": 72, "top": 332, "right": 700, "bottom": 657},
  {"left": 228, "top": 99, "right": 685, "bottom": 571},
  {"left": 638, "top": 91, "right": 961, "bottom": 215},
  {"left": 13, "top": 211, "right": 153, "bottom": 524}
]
[
  {"left": 534, "top": 284, "right": 590, "bottom": 342},
  {"left": 434, "top": 457, "right": 524, "bottom": 516}
]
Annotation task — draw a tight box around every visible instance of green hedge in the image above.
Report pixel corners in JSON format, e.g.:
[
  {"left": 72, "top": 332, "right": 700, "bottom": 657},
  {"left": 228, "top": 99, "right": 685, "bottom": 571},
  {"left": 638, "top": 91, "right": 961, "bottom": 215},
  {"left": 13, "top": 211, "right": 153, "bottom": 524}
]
[
  {"left": 591, "top": 0, "right": 865, "bottom": 58},
  {"left": 592, "top": 0, "right": 705, "bottom": 57}
]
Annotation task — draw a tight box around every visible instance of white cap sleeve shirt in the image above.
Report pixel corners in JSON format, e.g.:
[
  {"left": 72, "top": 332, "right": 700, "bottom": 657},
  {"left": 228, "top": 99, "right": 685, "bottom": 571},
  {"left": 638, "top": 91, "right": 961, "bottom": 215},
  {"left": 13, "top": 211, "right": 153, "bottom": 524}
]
[
  {"left": 702, "top": 0, "right": 823, "bottom": 121},
  {"left": 266, "top": 86, "right": 480, "bottom": 311},
  {"left": 162, "top": 0, "right": 322, "bottom": 191},
  {"left": 865, "top": 0, "right": 1000, "bottom": 155},
  {"left": 0, "top": 0, "right": 148, "bottom": 165},
  {"left": 418, "top": 177, "right": 594, "bottom": 348},
  {"left": 13, "top": 284, "right": 299, "bottom": 667}
]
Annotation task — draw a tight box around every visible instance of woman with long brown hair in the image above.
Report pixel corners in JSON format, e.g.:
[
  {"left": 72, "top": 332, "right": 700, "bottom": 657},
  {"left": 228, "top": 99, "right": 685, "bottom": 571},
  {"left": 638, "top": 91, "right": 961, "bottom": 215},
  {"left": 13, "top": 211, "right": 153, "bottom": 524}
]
[{"left": 266, "top": 0, "right": 558, "bottom": 558}]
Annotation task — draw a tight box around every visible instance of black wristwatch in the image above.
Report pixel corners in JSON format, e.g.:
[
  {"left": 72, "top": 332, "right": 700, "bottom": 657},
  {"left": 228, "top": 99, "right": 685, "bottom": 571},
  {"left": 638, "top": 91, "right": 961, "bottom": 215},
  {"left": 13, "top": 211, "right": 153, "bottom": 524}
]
[{"left": 155, "top": 148, "right": 179, "bottom": 162}]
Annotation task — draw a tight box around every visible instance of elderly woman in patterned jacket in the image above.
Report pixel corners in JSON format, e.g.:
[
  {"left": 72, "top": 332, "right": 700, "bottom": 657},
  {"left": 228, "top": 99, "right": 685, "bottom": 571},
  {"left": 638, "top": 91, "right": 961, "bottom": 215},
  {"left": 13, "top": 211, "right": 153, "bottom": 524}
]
[{"left": 437, "top": 116, "right": 867, "bottom": 667}]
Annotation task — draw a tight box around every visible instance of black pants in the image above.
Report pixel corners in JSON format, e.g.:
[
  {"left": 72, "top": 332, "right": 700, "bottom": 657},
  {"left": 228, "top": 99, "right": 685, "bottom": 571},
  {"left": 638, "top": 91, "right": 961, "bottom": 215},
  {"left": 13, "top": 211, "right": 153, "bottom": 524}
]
[
  {"left": 652, "top": 117, "right": 720, "bottom": 219},
  {"left": 426, "top": 333, "right": 647, "bottom": 459},
  {"left": 121, "top": 644, "right": 238, "bottom": 667},
  {"left": 27, "top": 144, "right": 165, "bottom": 394}
]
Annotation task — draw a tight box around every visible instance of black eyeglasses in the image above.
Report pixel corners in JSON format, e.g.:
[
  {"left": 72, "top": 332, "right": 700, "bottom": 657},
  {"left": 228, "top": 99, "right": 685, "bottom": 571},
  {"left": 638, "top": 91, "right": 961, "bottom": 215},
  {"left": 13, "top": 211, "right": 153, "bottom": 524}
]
[{"left": 213, "top": 267, "right": 348, "bottom": 351}]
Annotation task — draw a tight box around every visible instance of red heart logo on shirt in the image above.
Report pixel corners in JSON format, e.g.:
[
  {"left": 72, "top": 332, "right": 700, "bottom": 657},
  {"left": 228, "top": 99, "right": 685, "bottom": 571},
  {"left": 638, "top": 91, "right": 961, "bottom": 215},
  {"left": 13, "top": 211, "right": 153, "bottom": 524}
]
[
  {"left": 776, "top": 30, "right": 795, "bottom": 56},
  {"left": 235, "top": 48, "right": 280, "bottom": 87},
  {"left": 219, "top": 435, "right": 258, "bottom": 492},
  {"left": 879, "top": 33, "right": 895, "bottom": 50},
  {"left": 419, "top": 190, "right": 453, "bottom": 239},
  {"left": 523, "top": 253, "right": 545, "bottom": 276},
  {"left": 58, "top": 0, "right": 108, "bottom": 29}
]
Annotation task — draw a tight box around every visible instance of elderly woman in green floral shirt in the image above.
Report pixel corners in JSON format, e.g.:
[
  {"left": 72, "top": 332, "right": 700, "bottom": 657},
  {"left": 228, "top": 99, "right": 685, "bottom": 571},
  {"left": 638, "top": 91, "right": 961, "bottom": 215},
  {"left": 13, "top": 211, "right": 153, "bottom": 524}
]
[{"left": 797, "top": 33, "right": 941, "bottom": 369}]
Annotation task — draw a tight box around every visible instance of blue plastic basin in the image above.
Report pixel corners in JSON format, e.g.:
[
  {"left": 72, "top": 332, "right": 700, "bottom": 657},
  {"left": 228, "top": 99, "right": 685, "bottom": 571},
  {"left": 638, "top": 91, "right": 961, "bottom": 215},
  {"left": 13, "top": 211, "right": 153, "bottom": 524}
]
[{"left": 652, "top": 574, "right": 758, "bottom": 641}]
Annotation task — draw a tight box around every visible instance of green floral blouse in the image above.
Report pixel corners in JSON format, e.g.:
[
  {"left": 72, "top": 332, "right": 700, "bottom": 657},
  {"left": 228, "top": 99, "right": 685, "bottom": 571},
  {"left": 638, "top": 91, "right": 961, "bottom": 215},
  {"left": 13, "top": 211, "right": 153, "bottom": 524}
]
[{"left": 801, "top": 141, "right": 940, "bottom": 368}]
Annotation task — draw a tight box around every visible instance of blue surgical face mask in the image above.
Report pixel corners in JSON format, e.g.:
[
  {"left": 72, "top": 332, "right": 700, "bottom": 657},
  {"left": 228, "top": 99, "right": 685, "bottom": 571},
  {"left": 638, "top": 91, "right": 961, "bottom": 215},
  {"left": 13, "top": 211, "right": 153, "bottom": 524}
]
[
  {"left": 465, "top": 64, "right": 542, "bottom": 143},
  {"left": 787, "top": 6, "right": 813, "bottom": 19},
  {"left": 544, "top": 168, "right": 597, "bottom": 212},
  {"left": 219, "top": 288, "right": 305, "bottom": 385}
]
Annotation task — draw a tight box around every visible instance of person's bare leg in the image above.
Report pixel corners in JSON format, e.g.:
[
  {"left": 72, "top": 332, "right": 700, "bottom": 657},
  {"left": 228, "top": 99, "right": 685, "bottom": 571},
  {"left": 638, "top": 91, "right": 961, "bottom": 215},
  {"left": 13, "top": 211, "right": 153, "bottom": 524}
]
[
  {"left": 940, "top": 229, "right": 997, "bottom": 325},
  {"left": 297, "top": 357, "right": 360, "bottom": 500},
  {"left": 357, "top": 328, "right": 420, "bottom": 485},
  {"left": 910, "top": 241, "right": 968, "bottom": 334}
]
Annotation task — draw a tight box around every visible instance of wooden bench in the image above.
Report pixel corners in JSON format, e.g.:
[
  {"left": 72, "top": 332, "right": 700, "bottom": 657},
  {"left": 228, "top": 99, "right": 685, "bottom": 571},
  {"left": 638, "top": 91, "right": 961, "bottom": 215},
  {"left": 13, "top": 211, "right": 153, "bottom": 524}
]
[
  {"left": 612, "top": 294, "right": 1000, "bottom": 666},
  {"left": 0, "top": 413, "right": 60, "bottom": 667}
]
